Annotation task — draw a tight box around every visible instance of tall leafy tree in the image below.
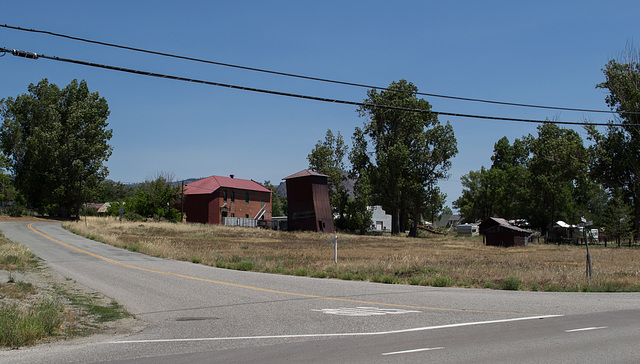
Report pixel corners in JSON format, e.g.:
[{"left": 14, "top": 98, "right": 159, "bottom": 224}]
[
  {"left": 263, "top": 180, "right": 287, "bottom": 217},
  {"left": 526, "top": 123, "right": 590, "bottom": 233},
  {"left": 1, "top": 79, "right": 112, "bottom": 217},
  {"left": 355, "top": 80, "right": 457, "bottom": 234},
  {"left": 307, "top": 129, "right": 350, "bottom": 219},
  {"left": 455, "top": 126, "right": 592, "bottom": 232},
  {"left": 125, "top": 174, "right": 181, "bottom": 222},
  {"left": 588, "top": 46, "right": 640, "bottom": 237}
]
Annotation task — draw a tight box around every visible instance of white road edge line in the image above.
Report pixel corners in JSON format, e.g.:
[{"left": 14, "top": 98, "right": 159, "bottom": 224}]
[
  {"left": 382, "top": 347, "right": 444, "bottom": 356},
  {"left": 565, "top": 326, "right": 608, "bottom": 333},
  {"left": 111, "top": 314, "right": 563, "bottom": 344}
]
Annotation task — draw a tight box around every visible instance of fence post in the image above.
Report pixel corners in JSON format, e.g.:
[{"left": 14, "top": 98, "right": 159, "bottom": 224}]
[{"left": 334, "top": 235, "right": 338, "bottom": 264}]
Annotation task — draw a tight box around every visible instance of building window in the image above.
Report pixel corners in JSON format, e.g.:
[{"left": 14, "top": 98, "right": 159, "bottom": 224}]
[
  {"left": 231, "top": 213, "right": 235, "bottom": 217},
  {"left": 261, "top": 198, "right": 264, "bottom": 208},
  {"left": 223, "top": 190, "right": 227, "bottom": 201},
  {"left": 245, "top": 214, "right": 249, "bottom": 218},
  {"left": 245, "top": 192, "right": 250, "bottom": 204},
  {"left": 231, "top": 191, "right": 235, "bottom": 203}
]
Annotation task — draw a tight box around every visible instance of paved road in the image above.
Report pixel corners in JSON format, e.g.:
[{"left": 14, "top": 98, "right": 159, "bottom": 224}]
[{"left": 1, "top": 221, "right": 639, "bottom": 363}]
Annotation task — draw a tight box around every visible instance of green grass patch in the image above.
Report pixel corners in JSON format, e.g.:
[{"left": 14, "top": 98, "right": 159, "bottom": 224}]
[
  {"left": 433, "top": 275, "right": 453, "bottom": 287},
  {"left": 310, "top": 271, "right": 327, "bottom": 278},
  {"left": 501, "top": 275, "right": 521, "bottom": 290},
  {"left": 0, "top": 299, "right": 64, "bottom": 348}
]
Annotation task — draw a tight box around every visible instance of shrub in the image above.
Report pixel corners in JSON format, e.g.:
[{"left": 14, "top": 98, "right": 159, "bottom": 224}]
[
  {"left": 501, "top": 275, "right": 521, "bottom": 290},
  {"left": 310, "top": 271, "right": 327, "bottom": 278},
  {"left": 5, "top": 205, "right": 25, "bottom": 217},
  {"left": 433, "top": 275, "right": 453, "bottom": 287}
]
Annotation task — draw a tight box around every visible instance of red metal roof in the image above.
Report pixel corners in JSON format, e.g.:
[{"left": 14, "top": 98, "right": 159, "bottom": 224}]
[
  {"left": 183, "top": 175, "right": 271, "bottom": 195},
  {"left": 283, "top": 169, "right": 328, "bottom": 180}
]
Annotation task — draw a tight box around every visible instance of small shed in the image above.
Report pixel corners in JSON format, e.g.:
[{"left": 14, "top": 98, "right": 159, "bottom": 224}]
[
  {"left": 479, "top": 217, "right": 532, "bottom": 247},
  {"left": 284, "top": 170, "right": 334, "bottom": 233}
]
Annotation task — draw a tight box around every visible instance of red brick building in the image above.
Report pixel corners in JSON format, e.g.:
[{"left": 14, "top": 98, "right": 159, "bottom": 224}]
[{"left": 181, "top": 175, "right": 271, "bottom": 225}]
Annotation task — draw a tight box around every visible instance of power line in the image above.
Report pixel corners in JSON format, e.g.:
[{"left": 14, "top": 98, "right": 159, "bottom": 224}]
[
  {"left": 0, "top": 23, "right": 631, "bottom": 115},
  {"left": 1, "top": 46, "right": 637, "bottom": 127}
]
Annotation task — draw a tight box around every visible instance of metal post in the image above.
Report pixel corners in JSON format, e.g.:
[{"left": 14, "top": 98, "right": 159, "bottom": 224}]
[
  {"left": 334, "top": 235, "right": 338, "bottom": 264},
  {"left": 584, "top": 226, "right": 592, "bottom": 279}
]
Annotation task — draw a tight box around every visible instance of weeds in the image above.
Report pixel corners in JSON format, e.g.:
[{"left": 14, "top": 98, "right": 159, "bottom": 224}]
[
  {"left": 0, "top": 299, "right": 63, "bottom": 348},
  {"left": 501, "top": 275, "right": 521, "bottom": 290},
  {"left": 63, "top": 217, "right": 640, "bottom": 292}
]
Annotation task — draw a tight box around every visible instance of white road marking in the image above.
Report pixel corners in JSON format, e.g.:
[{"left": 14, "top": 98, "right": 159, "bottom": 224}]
[
  {"left": 111, "top": 314, "right": 562, "bottom": 344},
  {"left": 311, "top": 306, "right": 421, "bottom": 316},
  {"left": 382, "top": 347, "right": 444, "bottom": 356},
  {"left": 565, "top": 326, "right": 608, "bottom": 333}
]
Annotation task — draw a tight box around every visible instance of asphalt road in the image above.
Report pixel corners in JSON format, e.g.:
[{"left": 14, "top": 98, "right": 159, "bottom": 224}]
[{"left": 1, "top": 221, "right": 639, "bottom": 363}]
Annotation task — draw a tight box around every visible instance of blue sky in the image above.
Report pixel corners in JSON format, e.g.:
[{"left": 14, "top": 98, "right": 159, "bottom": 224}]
[{"left": 1, "top": 1, "right": 638, "bottom": 209}]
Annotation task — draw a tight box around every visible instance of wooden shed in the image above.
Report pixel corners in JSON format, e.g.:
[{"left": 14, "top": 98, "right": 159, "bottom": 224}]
[
  {"left": 479, "top": 217, "right": 531, "bottom": 247},
  {"left": 284, "top": 170, "right": 334, "bottom": 233}
]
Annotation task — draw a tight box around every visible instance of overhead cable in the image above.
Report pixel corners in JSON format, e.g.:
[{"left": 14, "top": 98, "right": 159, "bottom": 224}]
[
  {"left": 1, "top": 23, "right": 632, "bottom": 115},
  {"left": 2, "top": 46, "right": 637, "bottom": 127}
]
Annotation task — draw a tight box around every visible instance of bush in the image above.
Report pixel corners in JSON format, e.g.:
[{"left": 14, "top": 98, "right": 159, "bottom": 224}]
[
  {"left": 433, "top": 275, "right": 453, "bottom": 287},
  {"left": 501, "top": 275, "right": 521, "bottom": 290},
  {"left": 5, "top": 205, "right": 25, "bottom": 217}
]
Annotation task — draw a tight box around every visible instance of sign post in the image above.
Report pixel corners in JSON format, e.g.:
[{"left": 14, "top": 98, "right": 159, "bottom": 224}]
[{"left": 580, "top": 217, "right": 593, "bottom": 279}]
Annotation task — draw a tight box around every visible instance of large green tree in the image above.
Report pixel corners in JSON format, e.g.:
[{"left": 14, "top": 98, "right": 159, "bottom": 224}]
[
  {"left": 526, "top": 123, "right": 590, "bottom": 233},
  {"left": 307, "top": 129, "right": 350, "bottom": 219},
  {"left": 588, "top": 47, "right": 640, "bottom": 238},
  {"left": 1, "top": 79, "right": 112, "bottom": 217},
  {"left": 455, "top": 125, "right": 593, "bottom": 233},
  {"left": 124, "top": 174, "right": 181, "bottom": 222},
  {"left": 355, "top": 80, "right": 457, "bottom": 235},
  {"left": 263, "top": 180, "right": 287, "bottom": 217}
]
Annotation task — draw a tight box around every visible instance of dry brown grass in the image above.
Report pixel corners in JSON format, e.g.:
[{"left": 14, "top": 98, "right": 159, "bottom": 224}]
[{"left": 65, "top": 217, "right": 640, "bottom": 292}]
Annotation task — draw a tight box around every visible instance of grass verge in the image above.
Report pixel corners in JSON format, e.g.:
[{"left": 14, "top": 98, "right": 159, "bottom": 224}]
[
  {"left": 0, "top": 231, "right": 131, "bottom": 348},
  {"left": 64, "top": 217, "right": 640, "bottom": 293}
]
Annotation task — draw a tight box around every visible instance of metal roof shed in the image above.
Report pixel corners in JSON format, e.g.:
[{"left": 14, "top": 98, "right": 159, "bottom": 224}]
[{"left": 479, "top": 217, "right": 532, "bottom": 247}]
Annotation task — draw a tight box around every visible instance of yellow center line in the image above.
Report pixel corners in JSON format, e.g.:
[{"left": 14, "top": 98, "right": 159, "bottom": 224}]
[{"left": 29, "top": 223, "right": 537, "bottom": 315}]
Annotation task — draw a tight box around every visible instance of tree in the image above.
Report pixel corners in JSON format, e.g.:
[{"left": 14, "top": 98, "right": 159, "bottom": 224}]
[
  {"left": 455, "top": 126, "right": 592, "bottom": 232},
  {"left": 263, "top": 180, "right": 287, "bottom": 217},
  {"left": 307, "top": 129, "right": 350, "bottom": 219},
  {"left": 124, "top": 174, "right": 181, "bottom": 222},
  {"left": 1, "top": 79, "right": 112, "bottom": 217},
  {"left": 588, "top": 45, "right": 640, "bottom": 237},
  {"left": 525, "top": 123, "right": 590, "bottom": 233},
  {"left": 0, "top": 153, "right": 17, "bottom": 207},
  {"left": 95, "top": 179, "right": 133, "bottom": 203},
  {"left": 355, "top": 80, "right": 457, "bottom": 235}
]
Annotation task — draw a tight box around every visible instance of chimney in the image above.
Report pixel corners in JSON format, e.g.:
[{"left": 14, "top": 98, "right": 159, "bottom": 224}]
[{"left": 230, "top": 174, "right": 234, "bottom": 179}]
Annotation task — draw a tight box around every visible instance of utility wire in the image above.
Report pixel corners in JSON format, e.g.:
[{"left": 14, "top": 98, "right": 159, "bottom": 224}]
[
  {"left": 2, "top": 47, "right": 637, "bottom": 127},
  {"left": 1, "top": 23, "right": 631, "bottom": 115}
]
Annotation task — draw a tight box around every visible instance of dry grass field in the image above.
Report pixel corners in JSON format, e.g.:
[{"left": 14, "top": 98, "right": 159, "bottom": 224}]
[{"left": 65, "top": 217, "right": 640, "bottom": 292}]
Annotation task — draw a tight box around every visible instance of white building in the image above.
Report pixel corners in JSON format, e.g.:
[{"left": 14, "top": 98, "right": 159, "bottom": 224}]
[{"left": 369, "top": 205, "right": 391, "bottom": 231}]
